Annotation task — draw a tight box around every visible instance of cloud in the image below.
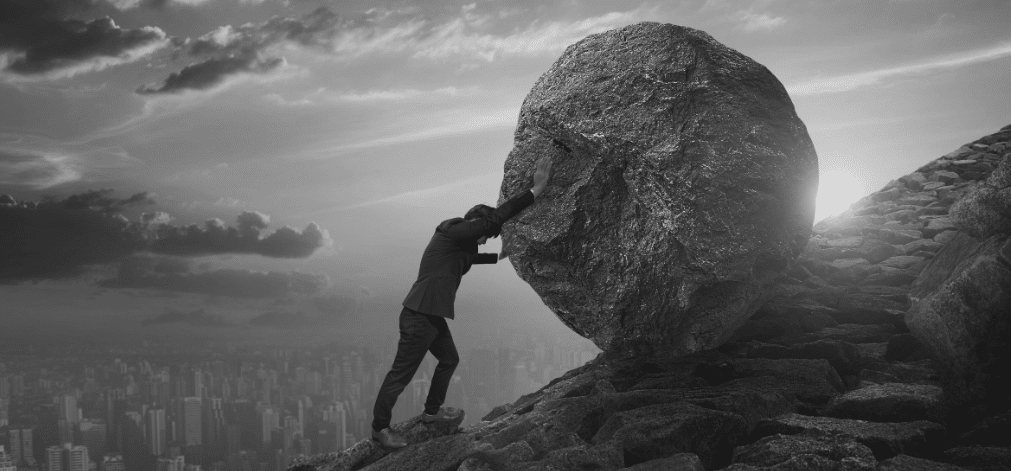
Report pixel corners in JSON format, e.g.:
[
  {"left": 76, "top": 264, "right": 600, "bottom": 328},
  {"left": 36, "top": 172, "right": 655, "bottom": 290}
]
[
  {"left": 150, "top": 210, "right": 332, "bottom": 258},
  {"left": 734, "top": 11, "right": 786, "bottom": 31},
  {"left": 0, "top": 150, "right": 81, "bottom": 188},
  {"left": 0, "top": 2, "right": 168, "bottom": 79},
  {"left": 787, "top": 41, "right": 1011, "bottom": 96},
  {"left": 101, "top": 255, "right": 330, "bottom": 298},
  {"left": 263, "top": 85, "right": 483, "bottom": 108},
  {"left": 0, "top": 190, "right": 150, "bottom": 282},
  {"left": 141, "top": 308, "right": 233, "bottom": 327},
  {"left": 334, "top": 7, "right": 654, "bottom": 62},
  {"left": 144, "top": 4, "right": 653, "bottom": 93},
  {"left": 136, "top": 53, "right": 285, "bottom": 94},
  {"left": 0, "top": 191, "right": 331, "bottom": 283},
  {"left": 139, "top": 6, "right": 342, "bottom": 94}
]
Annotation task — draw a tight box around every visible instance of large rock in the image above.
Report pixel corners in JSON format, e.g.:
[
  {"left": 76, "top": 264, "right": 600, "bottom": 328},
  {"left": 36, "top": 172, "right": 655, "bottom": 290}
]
[
  {"left": 499, "top": 22, "right": 818, "bottom": 354},
  {"left": 905, "top": 232, "right": 1011, "bottom": 415},
  {"left": 950, "top": 156, "right": 1011, "bottom": 238}
]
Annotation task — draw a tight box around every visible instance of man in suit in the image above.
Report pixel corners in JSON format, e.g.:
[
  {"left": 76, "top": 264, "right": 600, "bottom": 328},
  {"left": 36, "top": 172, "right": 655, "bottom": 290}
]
[{"left": 371, "top": 154, "right": 554, "bottom": 448}]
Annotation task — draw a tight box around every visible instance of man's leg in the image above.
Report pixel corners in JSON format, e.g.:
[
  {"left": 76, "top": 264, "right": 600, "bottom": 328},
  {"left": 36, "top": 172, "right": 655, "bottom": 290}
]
[
  {"left": 423, "top": 314, "right": 460, "bottom": 415},
  {"left": 372, "top": 307, "right": 438, "bottom": 432}
]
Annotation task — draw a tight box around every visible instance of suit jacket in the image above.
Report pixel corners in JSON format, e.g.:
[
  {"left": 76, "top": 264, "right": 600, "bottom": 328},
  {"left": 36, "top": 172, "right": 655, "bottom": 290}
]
[{"left": 402, "top": 190, "right": 536, "bottom": 319}]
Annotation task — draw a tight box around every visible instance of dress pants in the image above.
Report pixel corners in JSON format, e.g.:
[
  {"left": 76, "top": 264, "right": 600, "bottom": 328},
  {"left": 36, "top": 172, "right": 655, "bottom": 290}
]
[{"left": 372, "top": 306, "right": 460, "bottom": 432}]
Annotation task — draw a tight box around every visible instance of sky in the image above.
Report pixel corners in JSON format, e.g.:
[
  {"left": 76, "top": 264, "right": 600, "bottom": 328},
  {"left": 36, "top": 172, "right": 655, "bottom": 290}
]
[{"left": 1, "top": 0, "right": 1009, "bottom": 347}]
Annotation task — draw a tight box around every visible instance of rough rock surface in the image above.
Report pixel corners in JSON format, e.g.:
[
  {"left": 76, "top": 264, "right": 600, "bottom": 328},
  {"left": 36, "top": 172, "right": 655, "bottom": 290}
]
[
  {"left": 950, "top": 155, "right": 1011, "bottom": 238},
  {"left": 288, "top": 109, "right": 1011, "bottom": 471},
  {"left": 726, "top": 430, "right": 878, "bottom": 470},
  {"left": 906, "top": 232, "right": 1011, "bottom": 417},
  {"left": 499, "top": 21, "right": 819, "bottom": 355},
  {"left": 825, "top": 383, "right": 944, "bottom": 422},
  {"left": 286, "top": 409, "right": 464, "bottom": 471}
]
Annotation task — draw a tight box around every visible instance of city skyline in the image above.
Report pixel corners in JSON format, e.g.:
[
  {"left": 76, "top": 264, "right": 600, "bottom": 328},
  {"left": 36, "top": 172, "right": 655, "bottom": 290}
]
[{"left": 0, "top": 332, "right": 598, "bottom": 470}]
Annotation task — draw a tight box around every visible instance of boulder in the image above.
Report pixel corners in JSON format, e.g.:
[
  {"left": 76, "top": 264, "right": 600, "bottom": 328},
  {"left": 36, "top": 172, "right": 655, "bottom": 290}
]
[
  {"left": 824, "top": 383, "right": 944, "bottom": 422},
  {"left": 906, "top": 232, "right": 1011, "bottom": 415},
  {"left": 950, "top": 157, "right": 1011, "bottom": 238},
  {"left": 943, "top": 446, "right": 1011, "bottom": 469},
  {"left": 752, "top": 413, "right": 946, "bottom": 460},
  {"left": 499, "top": 21, "right": 818, "bottom": 354},
  {"left": 727, "top": 430, "right": 877, "bottom": 470},
  {"left": 876, "top": 454, "right": 970, "bottom": 471},
  {"left": 619, "top": 453, "right": 704, "bottom": 470}
]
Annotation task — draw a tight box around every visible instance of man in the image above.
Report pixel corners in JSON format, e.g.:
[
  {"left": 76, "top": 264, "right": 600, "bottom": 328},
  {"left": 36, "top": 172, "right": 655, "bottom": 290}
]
[{"left": 371, "top": 154, "right": 554, "bottom": 448}]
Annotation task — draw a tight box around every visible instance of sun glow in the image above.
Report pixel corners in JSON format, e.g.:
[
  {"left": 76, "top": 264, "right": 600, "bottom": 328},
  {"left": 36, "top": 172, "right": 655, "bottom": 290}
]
[{"left": 815, "top": 169, "right": 866, "bottom": 222}]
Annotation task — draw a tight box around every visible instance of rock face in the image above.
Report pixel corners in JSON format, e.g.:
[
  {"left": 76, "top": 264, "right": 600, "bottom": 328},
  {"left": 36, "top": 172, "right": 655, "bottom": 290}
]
[
  {"left": 499, "top": 22, "right": 819, "bottom": 355},
  {"left": 949, "top": 155, "right": 1011, "bottom": 238}
]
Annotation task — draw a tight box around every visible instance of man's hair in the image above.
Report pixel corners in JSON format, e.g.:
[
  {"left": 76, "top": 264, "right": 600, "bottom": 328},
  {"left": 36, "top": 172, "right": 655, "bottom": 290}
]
[{"left": 464, "top": 204, "right": 500, "bottom": 238}]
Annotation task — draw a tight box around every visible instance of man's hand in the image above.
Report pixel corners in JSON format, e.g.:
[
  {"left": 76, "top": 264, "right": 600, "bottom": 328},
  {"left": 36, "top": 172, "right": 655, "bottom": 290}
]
[{"left": 531, "top": 154, "right": 554, "bottom": 198}]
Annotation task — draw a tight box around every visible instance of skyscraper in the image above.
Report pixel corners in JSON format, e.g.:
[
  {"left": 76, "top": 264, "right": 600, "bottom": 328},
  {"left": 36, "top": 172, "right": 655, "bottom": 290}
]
[
  {"left": 77, "top": 420, "right": 107, "bottom": 464},
  {"left": 0, "top": 445, "right": 16, "bottom": 471},
  {"left": 46, "top": 445, "right": 63, "bottom": 471},
  {"left": 183, "top": 398, "right": 202, "bottom": 446},
  {"left": 8, "top": 427, "right": 33, "bottom": 465},
  {"left": 66, "top": 444, "right": 89, "bottom": 471},
  {"left": 58, "top": 395, "right": 79, "bottom": 424},
  {"left": 147, "top": 408, "right": 167, "bottom": 456}
]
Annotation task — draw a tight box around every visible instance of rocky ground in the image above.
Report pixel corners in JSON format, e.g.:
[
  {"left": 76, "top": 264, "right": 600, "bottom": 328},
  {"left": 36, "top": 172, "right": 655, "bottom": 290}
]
[{"left": 288, "top": 124, "right": 1011, "bottom": 471}]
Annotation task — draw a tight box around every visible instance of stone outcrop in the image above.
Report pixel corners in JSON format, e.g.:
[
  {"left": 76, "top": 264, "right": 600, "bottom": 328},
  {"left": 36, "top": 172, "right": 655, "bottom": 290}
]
[
  {"left": 499, "top": 21, "right": 819, "bottom": 355},
  {"left": 950, "top": 150, "right": 1011, "bottom": 238},
  {"left": 286, "top": 409, "right": 464, "bottom": 471},
  {"left": 902, "top": 126, "right": 1011, "bottom": 423},
  {"left": 288, "top": 26, "right": 1011, "bottom": 471}
]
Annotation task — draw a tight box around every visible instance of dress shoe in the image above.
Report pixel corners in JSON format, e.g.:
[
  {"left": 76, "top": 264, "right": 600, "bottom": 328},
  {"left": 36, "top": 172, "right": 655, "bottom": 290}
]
[
  {"left": 422, "top": 407, "right": 463, "bottom": 424},
  {"left": 371, "top": 428, "right": 407, "bottom": 448}
]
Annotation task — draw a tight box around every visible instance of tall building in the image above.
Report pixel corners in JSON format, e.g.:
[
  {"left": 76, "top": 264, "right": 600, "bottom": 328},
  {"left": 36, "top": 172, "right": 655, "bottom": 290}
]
[
  {"left": 46, "top": 445, "right": 64, "bottom": 471},
  {"left": 100, "top": 454, "right": 126, "bottom": 471},
  {"left": 76, "top": 420, "right": 107, "bottom": 465},
  {"left": 147, "top": 408, "right": 167, "bottom": 456},
  {"left": 0, "top": 445, "right": 16, "bottom": 471},
  {"left": 259, "top": 407, "right": 278, "bottom": 446},
  {"left": 183, "top": 398, "right": 202, "bottom": 446},
  {"left": 8, "top": 426, "right": 33, "bottom": 465},
  {"left": 65, "top": 443, "right": 89, "bottom": 471},
  {"left": 46, "top": 443, "right": 89, "bottom": 471},
  {"left": 58, "top": 396, "right": 79, "bottom": 424}
]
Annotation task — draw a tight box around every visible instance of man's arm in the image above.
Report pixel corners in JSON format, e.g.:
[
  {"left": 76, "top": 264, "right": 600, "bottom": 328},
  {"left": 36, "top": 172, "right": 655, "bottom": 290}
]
[
  {"left": 442, "top": 191, "right": 535, "bottom": 240},
  {"left": 443, "top": 154, "right": 553, "bottom": 240}
]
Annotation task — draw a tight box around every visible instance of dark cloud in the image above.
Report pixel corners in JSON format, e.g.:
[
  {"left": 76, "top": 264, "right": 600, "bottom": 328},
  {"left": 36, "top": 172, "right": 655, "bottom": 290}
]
[
  {"left": 1, "top": 191, "right": 331, "bottom": 283},
  {"left": 249, "top": 310, "right": 319, "bottom": 328},
  {"left": 0, "top": 150, "right": 78, "bottom": 189},
  {"left": 150, "top": 210, "right": 331, "bottom": 258},
  {"left": 135, "top": 52, "right": 284, "bottom": 94},
  {"left": 138, "top": 7, "right": 346, "bottom": 94},
  {"left": 0, "top": 1, "right": 167, "bottom": 78},
  {"left": 0, "top": 191, "right": 148, "bottom": 281},
  {"left": 100, "top": 255, "right": 329, "bottom": 298},
  {"left": 141, "top": 308, "right": 232, "bottom": 327},
  {"left": 49, "top": 188, "right": 155, "bottom": 212}
]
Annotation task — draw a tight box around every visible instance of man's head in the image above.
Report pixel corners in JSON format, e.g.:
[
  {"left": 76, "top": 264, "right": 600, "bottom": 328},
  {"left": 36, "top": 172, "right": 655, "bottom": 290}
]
[{"left": 465, "top": 204, "right": 499, "bottom": 243}]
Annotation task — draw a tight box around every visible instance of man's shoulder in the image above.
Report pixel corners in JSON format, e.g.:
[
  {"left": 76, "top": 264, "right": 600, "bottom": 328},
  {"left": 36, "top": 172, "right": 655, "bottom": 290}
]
[{"left": 437, "top": 217, "right": 466, "bottom": 233}]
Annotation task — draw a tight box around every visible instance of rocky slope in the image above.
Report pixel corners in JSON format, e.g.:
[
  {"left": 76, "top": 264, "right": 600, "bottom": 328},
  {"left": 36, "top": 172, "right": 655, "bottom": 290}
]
[{"left": 289, "top": 125, "right": 1011, "bottom": 471}]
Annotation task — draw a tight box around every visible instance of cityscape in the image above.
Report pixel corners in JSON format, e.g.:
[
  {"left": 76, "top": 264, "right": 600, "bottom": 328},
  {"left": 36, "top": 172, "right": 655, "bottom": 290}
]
[{"left": 0, "top": 329, "right": 598, "bottom": 471}]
